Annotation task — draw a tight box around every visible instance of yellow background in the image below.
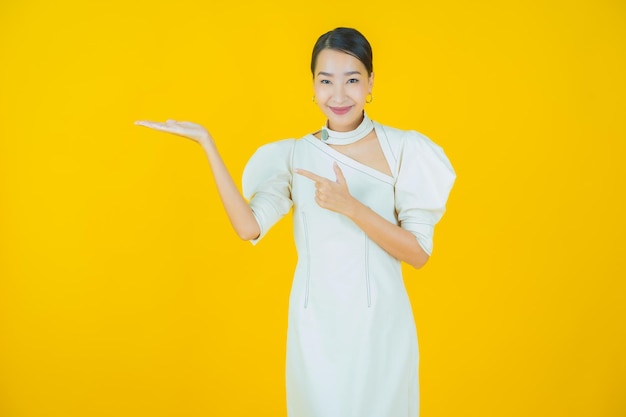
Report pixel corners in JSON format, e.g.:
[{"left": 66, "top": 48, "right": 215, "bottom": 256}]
[{"left": 1, "top": 0, "right": 625, "bottom": 416}]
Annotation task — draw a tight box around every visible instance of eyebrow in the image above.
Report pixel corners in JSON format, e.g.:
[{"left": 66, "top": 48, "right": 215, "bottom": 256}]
[{"left": 316, "top": 71, "right": 362, "bottom": 77}]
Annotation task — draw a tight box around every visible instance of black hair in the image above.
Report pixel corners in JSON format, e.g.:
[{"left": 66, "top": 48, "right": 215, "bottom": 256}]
[{"left": 310, "top": 27, "right": 373, "bottom": 77}]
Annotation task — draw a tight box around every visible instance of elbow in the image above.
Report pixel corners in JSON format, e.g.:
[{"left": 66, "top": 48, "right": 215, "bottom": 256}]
[
  {"left": 236, "top": 229, "right": 260, "bottom": 241},
  {"left": 406, "top": 242, "right": 430, "bottom": 269},
  {"left": 408, "top": 254, "right": 429, "bottom": 270},
  {"left": 235, "top": 224, "right": 261, "bottom": 241},
  {"left": 404, "top": 234, "right": 431, "bottom": 269}
]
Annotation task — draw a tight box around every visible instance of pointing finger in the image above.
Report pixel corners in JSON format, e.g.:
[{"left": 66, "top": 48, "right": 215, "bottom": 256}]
[
  {"left": 294, "top": 169, "right": 328, "bottom": 183},
  {"left": 333, "top": 162, "right": 346, "bottom": 184}
]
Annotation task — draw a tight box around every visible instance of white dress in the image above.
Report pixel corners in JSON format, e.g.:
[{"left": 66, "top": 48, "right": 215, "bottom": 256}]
[{"left": 242, "top": 121, "right": 455, "bottom": 417}]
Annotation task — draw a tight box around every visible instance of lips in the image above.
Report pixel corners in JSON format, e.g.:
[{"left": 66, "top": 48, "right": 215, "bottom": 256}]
[{"left": 329, "top": 106, "right": 352, "bottom": 115}]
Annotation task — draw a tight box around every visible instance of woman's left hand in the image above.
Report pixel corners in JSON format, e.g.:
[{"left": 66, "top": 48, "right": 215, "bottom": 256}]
[{"left": 295, "top": 162, "right": 359, "bottom": 217}]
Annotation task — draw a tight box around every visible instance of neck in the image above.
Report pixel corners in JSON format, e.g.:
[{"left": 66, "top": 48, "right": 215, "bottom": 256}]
[
  {"left": 321, "top": 112, "right": 374, "bottom": 146},
  {"left": 327, "top": 113, "right": 364, "bottom": 132}
]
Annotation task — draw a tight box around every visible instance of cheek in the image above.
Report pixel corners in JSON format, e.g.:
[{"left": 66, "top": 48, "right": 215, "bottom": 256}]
[
  {"left": 314, "top": 85, "right": 330, "bottom": 101},
  {"left": 351, "top": 86, "right": 368, "bottom": 101}
]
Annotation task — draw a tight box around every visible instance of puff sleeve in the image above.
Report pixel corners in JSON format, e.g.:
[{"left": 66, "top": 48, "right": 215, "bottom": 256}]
[
  {"left": 394, "top": 132, "right": 456, "bottom": 256},
  {"left": 242, "top": 139, "right": 295, "bottom": 245}
]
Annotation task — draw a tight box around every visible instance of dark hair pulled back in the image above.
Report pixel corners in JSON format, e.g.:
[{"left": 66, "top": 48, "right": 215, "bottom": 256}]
[{"left": 310, "top": 27, "right": 373, "bottom": 77}]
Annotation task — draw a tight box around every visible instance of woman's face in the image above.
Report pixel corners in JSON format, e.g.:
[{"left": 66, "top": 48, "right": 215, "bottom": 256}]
[{"left": 313, "top": 49, "right": 374, "bottom": 132}]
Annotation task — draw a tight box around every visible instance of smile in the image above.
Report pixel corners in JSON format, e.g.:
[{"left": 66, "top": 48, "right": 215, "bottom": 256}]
[{"left": 329, "top": 106, "right": 352, "bottom": 115}]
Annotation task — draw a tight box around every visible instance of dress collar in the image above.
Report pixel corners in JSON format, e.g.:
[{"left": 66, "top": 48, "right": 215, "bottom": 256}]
[{"left": 321, "top": 112, "right": 374, "bottom": 145}]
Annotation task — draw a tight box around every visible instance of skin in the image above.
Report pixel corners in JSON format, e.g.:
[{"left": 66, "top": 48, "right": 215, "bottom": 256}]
[
  {"left": 135, "top": 48, "right": 429, "bottom": 269},
  {"left": 311, "top": 48, "right": 374, "bottom": 132}
]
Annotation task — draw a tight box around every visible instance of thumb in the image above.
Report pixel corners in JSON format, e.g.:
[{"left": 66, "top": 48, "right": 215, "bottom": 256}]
[{"left": 333, "top": 162, "right": 346, "bottom": 184}]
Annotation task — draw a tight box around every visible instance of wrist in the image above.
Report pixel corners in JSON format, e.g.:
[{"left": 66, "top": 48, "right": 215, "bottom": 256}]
[
  {"left": 344, "top": 197, "right": 364, "bottom": 219},
  {"left": 199, "top": 135, "right": 215, "bottom": 149}
]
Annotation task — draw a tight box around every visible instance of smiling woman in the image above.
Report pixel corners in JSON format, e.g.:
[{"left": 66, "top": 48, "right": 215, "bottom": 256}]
[
  {"left": 136, "top": 27, "right": 455, "bottom": 417},
  {"left": 313, "top": 49, "right": 374, "bottom": 131}
]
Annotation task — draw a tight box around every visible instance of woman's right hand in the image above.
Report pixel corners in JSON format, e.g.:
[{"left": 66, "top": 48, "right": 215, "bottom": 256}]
[{"left": 134, "top": 119, "right": 212, "bottom": 146}]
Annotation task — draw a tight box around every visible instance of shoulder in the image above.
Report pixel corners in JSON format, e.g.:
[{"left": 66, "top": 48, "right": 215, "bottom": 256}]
[
  {"left": 375, "top": 121, "right": 450, "bottom": 172},
  {"left": 246, "top": 138, "right": 297, "bottom": 165},
  {"left": 252, "top": 138, "right": 297, "bottom": 155},
  {"left": 243, "top": 139, "right": 298, "bottom": 195},
  {"left": 375, "top": 121, "right": 442, "bottom": 151}
]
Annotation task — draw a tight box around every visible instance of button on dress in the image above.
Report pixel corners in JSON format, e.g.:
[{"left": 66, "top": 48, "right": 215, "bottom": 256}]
[{"left": 242, "top": 121, "right": 455, "bottom": 417}]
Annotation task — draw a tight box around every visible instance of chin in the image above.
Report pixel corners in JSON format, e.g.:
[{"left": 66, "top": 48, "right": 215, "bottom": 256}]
[{"left": 327, "top": 109, "right": 362, "bottom": 129}]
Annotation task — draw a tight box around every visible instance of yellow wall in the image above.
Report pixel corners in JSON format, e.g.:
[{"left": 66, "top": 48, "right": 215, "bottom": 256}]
[{"left": 1, "top": 1, "right": 625, "bottom": 416}]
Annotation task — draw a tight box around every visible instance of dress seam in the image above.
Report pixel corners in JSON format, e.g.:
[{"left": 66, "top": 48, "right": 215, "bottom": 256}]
[
  {"left": 302, "top": 212, "right": 311, "bottom": 309},
  {"left": 365, "top": 235, "right": 371, "bottom": 308}
]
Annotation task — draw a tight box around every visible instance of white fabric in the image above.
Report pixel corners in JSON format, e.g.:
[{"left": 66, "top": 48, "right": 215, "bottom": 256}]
[
  {"left": 321, "top": 111, "right": 374, "bottom": 145},
  {"left": 242, "top": 121, "right": 455, "bottom": 417}
]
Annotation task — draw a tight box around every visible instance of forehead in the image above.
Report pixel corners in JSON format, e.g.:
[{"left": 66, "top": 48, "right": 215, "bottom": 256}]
[{"left": 315, "top": 49, "right": 367, "bottom": 73}]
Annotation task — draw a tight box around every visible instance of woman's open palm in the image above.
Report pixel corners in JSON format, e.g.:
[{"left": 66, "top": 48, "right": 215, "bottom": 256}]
[{"left": 135, "top": 119, "right": 211, "bottom": 144}]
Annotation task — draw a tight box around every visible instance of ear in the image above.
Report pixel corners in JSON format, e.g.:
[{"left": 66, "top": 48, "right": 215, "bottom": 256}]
[{"left": 369, "top": 72, "right": 375, "bottom": 91}]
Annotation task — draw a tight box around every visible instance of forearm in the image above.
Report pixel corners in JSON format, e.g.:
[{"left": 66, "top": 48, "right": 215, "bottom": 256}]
[
  {"left": 200, "top": 139, "right": 260, "bottom": 240},
  {"left": 347, "top": 201, "right": 429, "bottom": 269}
]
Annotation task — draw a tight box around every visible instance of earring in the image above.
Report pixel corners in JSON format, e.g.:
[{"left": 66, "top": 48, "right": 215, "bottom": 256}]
[
  {"left": 366, "top": 93, "right": 373, "bottom": 104},
  {"left": 312, "top": 95, "right": 316, "bottom": 103}
]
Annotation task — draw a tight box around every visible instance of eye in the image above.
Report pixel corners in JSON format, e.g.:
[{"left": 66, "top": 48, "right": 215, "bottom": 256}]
[
  {"left": 320, "top": 79, "right": 331, "bottom": 84},
  {"left": 347, "top": 78, "right": 359, "bottom": 84}
]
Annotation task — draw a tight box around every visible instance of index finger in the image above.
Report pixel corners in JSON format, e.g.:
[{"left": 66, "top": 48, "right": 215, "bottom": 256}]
[{"left": 294, "top": 168, "right": 328, "bottom": 183}]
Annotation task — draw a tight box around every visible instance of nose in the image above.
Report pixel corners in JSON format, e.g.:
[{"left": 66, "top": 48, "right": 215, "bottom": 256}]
[{"left": 331, "top": 83, "right": 347, "bottom": 104}]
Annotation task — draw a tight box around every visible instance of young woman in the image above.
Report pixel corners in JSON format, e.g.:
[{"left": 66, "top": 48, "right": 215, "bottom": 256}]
[{"left": 136, "top": 27, "right": 455, "bottom": 417}]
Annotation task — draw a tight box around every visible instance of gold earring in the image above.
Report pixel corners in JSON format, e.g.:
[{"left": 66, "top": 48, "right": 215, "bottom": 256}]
[
  {"left": 366, "top": 93, "right": 373, "bottom": 104},
  {"left": 312, "top": 95, "right": 316, "bottom": 103}
]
